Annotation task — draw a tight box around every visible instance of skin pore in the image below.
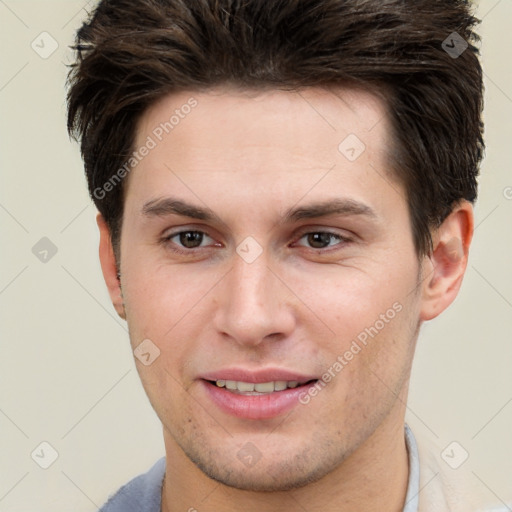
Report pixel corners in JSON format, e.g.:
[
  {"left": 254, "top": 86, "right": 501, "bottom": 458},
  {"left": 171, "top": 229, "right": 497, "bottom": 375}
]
[{"left": 98, "top": 86, "right": 473, "bottom": 512}]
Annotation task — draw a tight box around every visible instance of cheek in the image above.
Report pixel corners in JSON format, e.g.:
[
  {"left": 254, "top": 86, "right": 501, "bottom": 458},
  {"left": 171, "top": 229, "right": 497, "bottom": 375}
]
[
  {"left": 287, "top": 260, "right": 420, "bottom": 388},
  {"left": 288, "top": 261, "right": 414, "bottom": 336},
  {"left": 122, "top": 258, "right": 223, "bottom": 340}
]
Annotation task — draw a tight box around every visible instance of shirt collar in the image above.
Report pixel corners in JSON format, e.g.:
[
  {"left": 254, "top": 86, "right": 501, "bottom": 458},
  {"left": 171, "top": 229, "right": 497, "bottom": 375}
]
[{"left": 403, "top": 424, "right": 420, "bottom": 512}]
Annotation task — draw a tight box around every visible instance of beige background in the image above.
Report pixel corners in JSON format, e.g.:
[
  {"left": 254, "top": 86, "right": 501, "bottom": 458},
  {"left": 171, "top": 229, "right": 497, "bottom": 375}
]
[{"left": 0, "top": 1, "right": 511, "bottom": 510}]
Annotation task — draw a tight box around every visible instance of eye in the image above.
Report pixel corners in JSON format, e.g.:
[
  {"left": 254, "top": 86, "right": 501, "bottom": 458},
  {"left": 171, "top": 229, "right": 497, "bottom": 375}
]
[
  {"left": 295, "top": 231, "right": 349, "bottom": 250},
  {"left": 164, "top": 230, "right": 215, "bottom": 249}
]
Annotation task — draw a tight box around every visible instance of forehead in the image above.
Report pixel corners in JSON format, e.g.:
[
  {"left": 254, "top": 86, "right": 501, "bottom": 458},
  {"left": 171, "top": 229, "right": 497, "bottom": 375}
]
[
  {"left": 136, "top": 85, "right": 389, "bottom": 153},
  {"left": 127, "top": 86, "right": 399, "bottom": 213}
]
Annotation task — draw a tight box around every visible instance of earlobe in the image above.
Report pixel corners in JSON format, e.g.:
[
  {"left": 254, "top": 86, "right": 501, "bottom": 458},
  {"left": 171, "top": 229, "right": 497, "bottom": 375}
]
[
  {"left": 97, "top": 214, "right": 126, "bottom": 320},
  {"left": 419, "top": 202, "right": 474, "bottom": 321}
]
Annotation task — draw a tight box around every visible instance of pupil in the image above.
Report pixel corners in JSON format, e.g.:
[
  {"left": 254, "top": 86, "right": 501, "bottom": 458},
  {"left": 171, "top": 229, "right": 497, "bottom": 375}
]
[
  {"left": 308, "top": 233, "right": 331, "bottom": 249},
  {"left": 180, "top": 231, "right": 203, "bottom": 248}
]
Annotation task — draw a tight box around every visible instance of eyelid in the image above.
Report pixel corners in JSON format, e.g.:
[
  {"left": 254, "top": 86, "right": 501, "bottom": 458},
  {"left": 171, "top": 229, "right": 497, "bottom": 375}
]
[
  {"left": 169, "top": 231, "right": 212, "bottom": 242},
  {"left": 159, "top": 225, "right": 354, "bottom": 255},
  {"left": 160, "top": 227, "right": 221, "bottom": 252},
  {"left": 293, "top": 226, "right": 353, "bottom": 240},
  {"left": 291, "top": 228, "right": 353, "bottom": 249},
  {"left": 161, "top": 223, "right": 215, "bottom": 239}
]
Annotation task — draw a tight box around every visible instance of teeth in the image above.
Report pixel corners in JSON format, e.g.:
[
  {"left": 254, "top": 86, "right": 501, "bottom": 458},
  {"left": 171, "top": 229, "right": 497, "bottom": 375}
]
[
  {"left": 254, "top": 382, "right": 274, "bottom": 393},
  {"left": 214, "top": 380, "right": 305, "bottom": 393},
  {"left": 237, "top": 381, "right": 255, "bottom": 392},
  {"left": 274, "top": 380, "right": 288, "bottom": 391}
]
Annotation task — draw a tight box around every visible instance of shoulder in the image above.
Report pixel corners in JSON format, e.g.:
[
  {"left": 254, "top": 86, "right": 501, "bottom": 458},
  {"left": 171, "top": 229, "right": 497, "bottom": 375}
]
[
  {"left": 406, "top": 423, "right": 511, "bottom": 512},
  {"left": 99, "top": 457, "right": 166, "bottom": 512}
]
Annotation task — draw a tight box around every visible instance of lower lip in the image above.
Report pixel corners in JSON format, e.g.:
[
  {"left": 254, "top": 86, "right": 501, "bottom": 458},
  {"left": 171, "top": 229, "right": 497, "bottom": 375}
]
[{"left": 200, "top": 380, "right": 317, "bottom": 420}]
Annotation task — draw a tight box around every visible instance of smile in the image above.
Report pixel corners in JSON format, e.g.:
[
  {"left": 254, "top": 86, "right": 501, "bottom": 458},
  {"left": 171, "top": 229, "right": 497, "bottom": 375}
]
[
  {"left": 201, "top": 378, "right": 319, "bottom": 419},
  {"left": 213, "top": 379, "right": 311, "bottom": 394}
]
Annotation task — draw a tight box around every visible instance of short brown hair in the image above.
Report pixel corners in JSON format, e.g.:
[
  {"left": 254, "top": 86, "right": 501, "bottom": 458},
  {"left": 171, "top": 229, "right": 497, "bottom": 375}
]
[{"left": 67, "top": 0, "right": 484, "bottom": 256}]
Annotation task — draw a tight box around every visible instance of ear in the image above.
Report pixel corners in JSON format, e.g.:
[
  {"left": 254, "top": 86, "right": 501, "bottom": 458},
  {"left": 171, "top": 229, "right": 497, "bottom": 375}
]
[
  {"left": 419, "top": 201, "right": 474, "bottom": 321},
  {"left": 97, "top": 214, "right": 126, "bottom": 320}
]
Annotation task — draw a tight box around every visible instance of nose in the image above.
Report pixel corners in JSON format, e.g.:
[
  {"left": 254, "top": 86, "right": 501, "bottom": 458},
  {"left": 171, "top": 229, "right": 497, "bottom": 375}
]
[{"left": 213, "top": 251, "right": 296, "bottom": 348}]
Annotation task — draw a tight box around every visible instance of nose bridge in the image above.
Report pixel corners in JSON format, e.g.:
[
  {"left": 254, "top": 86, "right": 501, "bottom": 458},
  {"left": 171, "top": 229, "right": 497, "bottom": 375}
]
[
  {"left": 233, "top": 254, "right": 270, "bottom": 306},
  {"left": 214, "top": 250, "right": 294, "bottom": 345}
]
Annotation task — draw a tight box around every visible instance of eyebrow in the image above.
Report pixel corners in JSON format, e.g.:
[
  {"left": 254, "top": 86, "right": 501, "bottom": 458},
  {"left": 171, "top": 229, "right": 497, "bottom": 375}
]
[
  {"left": 142, "top": 197, "right": 377, "bottom": 223},
  {"left": 283, "top": 198, "right": 377, "bottom": 223},
  {"left": 142, "top": 198, "right": 221, "bottom": 222}
]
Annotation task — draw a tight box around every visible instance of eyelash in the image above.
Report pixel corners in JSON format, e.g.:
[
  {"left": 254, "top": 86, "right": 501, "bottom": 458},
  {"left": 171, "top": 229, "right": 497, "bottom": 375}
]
[
  {"left": 160, "top": 229, "right": 352, "bottom": 255},
  {"left": 161, "top": 231, "right": 217, "bottom": 255}
]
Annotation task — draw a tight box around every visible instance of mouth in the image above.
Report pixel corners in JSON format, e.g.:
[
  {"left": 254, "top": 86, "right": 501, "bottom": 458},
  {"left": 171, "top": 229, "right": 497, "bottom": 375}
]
[
  {"left": 200, "top": 375, "right": 319, "bottom": 420},
  {"left": 205, "top": 378, "right": 318, "bottom": 395}
]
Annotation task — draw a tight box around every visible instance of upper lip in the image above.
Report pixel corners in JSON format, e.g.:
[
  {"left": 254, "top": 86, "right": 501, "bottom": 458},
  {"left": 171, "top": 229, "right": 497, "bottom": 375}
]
[{"left": 200, "top": 368, "right": 318, "bottom": 384}]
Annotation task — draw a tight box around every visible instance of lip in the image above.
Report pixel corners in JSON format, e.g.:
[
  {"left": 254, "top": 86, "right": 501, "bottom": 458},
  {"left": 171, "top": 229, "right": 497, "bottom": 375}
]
[
  {"left": 199, "top": 368, "right": 319, "bottom": 420},
  {"left": 200, "top": 368, "right": 318, "bottom": 384}
]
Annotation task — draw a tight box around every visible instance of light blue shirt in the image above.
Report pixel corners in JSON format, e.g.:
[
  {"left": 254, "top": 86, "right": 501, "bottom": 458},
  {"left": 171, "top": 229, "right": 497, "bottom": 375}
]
[{"left": 99, "top": 425, "right": 421, "bottom": 512}]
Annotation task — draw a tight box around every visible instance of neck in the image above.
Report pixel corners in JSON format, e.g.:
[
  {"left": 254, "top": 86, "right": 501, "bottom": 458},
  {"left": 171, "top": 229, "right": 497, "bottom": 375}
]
[{"left": 161, "top": 415, "right": 410, "bottom": 512}]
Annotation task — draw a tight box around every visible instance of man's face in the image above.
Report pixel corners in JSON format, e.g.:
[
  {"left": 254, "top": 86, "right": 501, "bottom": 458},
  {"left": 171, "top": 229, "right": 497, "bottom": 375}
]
[{"left": 118, "top": 86, "right": 423, "bottom": 491}]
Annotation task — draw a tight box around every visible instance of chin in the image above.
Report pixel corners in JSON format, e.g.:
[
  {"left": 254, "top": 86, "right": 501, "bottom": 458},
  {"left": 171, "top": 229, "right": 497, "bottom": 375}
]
[
  {"left": 187, "top": 444, "right": 344, "bottom": 493},
  {"left": 199, "top": 465, "right": 326, "bottom": 492}
]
